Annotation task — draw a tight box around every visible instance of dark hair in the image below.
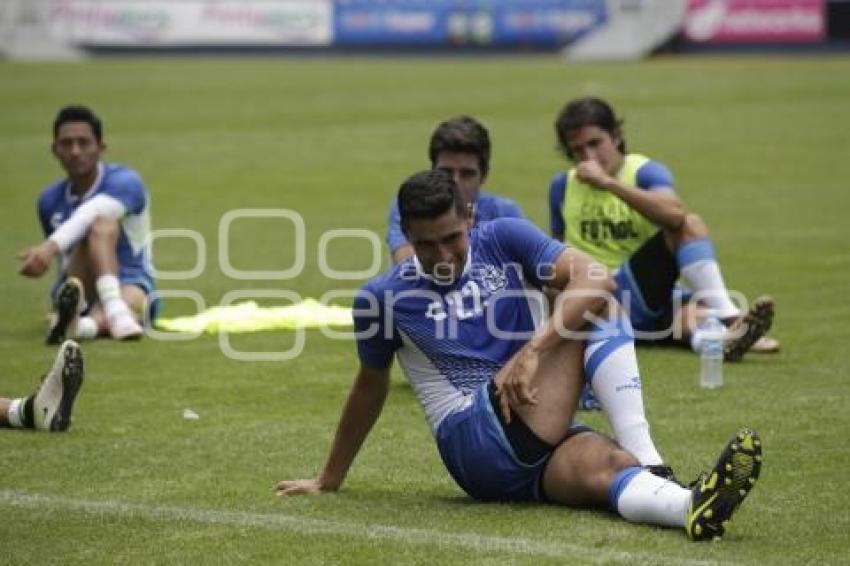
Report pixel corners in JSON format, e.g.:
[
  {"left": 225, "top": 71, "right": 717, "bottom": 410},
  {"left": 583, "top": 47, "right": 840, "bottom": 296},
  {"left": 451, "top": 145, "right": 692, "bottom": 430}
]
[
  {"left": 428, "top": 115, "right": 491, "bottom": 176},
  {"left": 398, "top": 169, "right": 466, "bottom": 231},
  {"left": 53, "top": 105, "right": 103, "bottom": 142},
  {"left": 555, "top": 97, "right": 625, "bottom": 159}
]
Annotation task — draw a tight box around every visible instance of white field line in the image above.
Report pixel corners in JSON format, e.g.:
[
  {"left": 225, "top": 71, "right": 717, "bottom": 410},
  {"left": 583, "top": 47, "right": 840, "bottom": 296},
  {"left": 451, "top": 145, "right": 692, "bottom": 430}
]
[{"left": 0, "top": 490, "right": 724, "bottom": 565}]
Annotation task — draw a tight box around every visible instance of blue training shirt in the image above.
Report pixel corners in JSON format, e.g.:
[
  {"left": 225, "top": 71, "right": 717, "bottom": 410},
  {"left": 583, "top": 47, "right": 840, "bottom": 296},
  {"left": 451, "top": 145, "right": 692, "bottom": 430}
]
[
  {"left": 37, "top": 162, "right": 155, "bottom": 294},
  {"left": 386, "top": 192, "right": 524, "bottom": 254},
  {"left": 355, "top": 218, "right": 565, "bottom": 434}
]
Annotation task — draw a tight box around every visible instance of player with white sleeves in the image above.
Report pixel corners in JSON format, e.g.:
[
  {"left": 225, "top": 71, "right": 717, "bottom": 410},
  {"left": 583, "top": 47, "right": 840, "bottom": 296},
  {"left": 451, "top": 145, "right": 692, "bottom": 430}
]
[{"left": 17, "top": 105, "right": 156, "bottom": 343}]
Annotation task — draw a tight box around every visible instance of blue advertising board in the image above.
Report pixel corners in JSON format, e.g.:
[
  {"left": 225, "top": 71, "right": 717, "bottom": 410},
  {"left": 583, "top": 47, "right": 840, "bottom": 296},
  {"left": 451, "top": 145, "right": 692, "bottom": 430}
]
[{"left": 333, "top": 0, "right": 607, "bottom": 47}]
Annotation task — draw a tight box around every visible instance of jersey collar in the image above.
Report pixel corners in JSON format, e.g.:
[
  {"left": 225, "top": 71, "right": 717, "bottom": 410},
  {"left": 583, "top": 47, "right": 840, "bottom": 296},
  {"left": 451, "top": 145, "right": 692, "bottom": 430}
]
[
  {"left": 65, "top": 162, "right": 104, "bottom": 203},
  {"left": 412, "top": 248, "right": 472, "bottom": 286}
]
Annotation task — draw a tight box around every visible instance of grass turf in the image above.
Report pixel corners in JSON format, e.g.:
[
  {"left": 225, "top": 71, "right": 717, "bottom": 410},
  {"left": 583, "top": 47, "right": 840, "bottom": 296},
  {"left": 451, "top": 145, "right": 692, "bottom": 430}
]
[{"left": 1, "top": 55, "right": 849, "bottom": 564}]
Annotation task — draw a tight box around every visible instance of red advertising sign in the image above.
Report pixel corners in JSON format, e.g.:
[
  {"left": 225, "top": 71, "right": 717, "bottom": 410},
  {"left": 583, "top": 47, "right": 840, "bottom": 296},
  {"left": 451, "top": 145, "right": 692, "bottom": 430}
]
[{"left": 684, "top": 0, "right": 825, "bottom": 43}]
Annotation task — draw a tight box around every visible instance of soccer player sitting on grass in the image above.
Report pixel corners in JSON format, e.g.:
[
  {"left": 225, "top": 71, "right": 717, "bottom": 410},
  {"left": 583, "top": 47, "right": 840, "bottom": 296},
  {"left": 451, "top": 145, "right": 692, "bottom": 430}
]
[
  {"left": 386, "top": 115, "right": 523, "bottom": 264},
  {"left": 0, "top": 340, "right": 84, "bottom": 432},
  {"left": 17, "top": 105, "right": 156, "bottom": 344},
  {"left": 548, "top": 97, "right": 777, "bottom": 362},
  {"left": 277, "top": 170, "right": 763, "bottom": 541}
]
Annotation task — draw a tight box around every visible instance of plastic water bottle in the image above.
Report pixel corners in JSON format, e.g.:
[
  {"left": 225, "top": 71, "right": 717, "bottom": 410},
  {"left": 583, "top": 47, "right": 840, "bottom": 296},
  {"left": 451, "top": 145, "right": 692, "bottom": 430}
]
[{"left": 698, "top": 310, "right": 724, "bottom": 389}]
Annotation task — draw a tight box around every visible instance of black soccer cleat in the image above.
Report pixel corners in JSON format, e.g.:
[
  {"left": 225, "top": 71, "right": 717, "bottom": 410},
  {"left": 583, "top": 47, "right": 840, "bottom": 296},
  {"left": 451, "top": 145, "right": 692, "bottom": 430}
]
[
  {"left": 686, "top": 428, "right": 762, "bottom": 541},
  {"left": 724, "top": 296, "right": 774, "bottom": 362},
  {"left": 46, "top": 277, "right": 83, "bottom": 345}
]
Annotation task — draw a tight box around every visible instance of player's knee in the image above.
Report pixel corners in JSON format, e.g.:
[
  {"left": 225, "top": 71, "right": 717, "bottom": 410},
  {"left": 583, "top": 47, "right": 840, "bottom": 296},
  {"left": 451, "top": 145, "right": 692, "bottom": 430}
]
[
  {"left": 579, "top": 438, "right": 639, "bottom": 493},
  {"left": 87, "top": 216, "right": 120, "bottom": 242},
  {"left": 588, "top": 448, "right": 639, "bottom": 494},
  {"left": 680, "top": 213, "right": 709, "bottom": 241},
  {"left": 609, "top": 447, "right": 639, "bottom": 472}
]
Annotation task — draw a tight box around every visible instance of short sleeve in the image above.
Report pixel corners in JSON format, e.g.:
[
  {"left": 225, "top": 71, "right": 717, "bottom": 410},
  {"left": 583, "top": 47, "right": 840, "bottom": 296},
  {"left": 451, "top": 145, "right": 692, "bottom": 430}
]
[
  {"left": 548, "top": 172, "right": 567, "bottom": 237},
  {"left": 496, "top": 198, "right": 524, "bottom": 219},
  {"left": 37, "top": 192, "right": 53, "bottom": 237},
  {"left": 488, "top": 218, "right": 567, "bottom": 288},
  {"left": 353, "top": 285, "right": 400, "bottom": 369},
  {"left": 385, "top": 200, "right": 408, "bottom": 254},
  {"left": 635, "top": 161, "right": 675, "bottom": 193},
  {"left": 101, "top": 168, "right": 147, "bottom": 214}
]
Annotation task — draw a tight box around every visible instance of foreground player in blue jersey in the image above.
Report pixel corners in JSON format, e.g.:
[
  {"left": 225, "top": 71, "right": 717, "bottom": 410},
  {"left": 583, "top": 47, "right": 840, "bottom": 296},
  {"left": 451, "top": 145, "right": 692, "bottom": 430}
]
[
  {"left": 278, "top": 170, "right": 762, "bottom": 541},
  {"left": 386, "top": 115, "right": 523, "bottom": 263},
  {"left": 17, "top": 105, "right": 155, "bottom": 343}
]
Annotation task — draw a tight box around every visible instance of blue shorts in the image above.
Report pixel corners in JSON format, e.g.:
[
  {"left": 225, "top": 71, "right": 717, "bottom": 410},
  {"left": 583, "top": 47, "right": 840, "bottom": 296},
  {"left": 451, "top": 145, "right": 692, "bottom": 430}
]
[
  {"left": 614, "top": 231, "right": 692, "bottom": 332},
  {"left": 436, "top": 381, "right": 590, "bottom": 502}
]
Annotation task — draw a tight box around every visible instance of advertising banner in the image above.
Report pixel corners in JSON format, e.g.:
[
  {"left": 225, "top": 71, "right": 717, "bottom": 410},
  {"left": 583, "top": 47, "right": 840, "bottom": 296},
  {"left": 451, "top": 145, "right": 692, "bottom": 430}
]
[
  {"left": 333, "top": 0, "right": 606, "bottom": 47},
  {"left": 684, "top": 0, "right": 825, "bottom": 43},
  {"left": 47, "top": 0, "right": 333, "bottom": 46}
]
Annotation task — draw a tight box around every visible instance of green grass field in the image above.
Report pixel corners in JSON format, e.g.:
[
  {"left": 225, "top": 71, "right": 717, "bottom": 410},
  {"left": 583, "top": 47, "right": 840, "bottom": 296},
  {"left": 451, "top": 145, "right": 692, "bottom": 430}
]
[{"left": 1, "top": 55, "right": 849, "bottom": 564}]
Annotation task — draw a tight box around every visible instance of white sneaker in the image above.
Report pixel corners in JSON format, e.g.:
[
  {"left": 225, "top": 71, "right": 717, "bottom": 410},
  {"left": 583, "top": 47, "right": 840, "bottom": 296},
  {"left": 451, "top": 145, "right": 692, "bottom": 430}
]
[
  {"left": 749, "top": 335, "right": 780, "bottom": 353},
  {"left": 108, "top": 312, "right": 144, "bottom": 340},
  {"left": 34, "top": 340, "right": 84, "bottom": 431}
]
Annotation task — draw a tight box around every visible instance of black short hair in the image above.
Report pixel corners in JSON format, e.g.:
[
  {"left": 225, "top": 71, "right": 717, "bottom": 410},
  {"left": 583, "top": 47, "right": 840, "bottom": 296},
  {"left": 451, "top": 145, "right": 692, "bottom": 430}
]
[
  {"left": 428, "top": 115, "right": 491, "bottom": 176},
  {"left": 555, "top": 97, "right": 625, "bottom": 160},
  {"left": 398, "top": 169, "right": 467, "bottom": 232},
  {"left": 53, "top": 105, "right": 103, "bottom": 142}
]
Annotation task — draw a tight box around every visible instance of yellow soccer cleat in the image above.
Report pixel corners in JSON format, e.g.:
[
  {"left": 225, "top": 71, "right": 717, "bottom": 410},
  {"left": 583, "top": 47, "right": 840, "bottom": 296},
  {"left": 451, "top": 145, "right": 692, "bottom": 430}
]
[{"left": 686, "top": 428, "right": 762, "bottom": 541}]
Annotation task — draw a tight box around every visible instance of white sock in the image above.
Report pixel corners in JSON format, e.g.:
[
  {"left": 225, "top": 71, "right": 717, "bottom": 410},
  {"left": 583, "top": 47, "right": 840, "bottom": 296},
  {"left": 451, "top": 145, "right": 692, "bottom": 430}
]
[
  {"left": 96, "top": 275, "right": 130, "bottom": 320},
  {"left": 75, "top": 316, "right": 99, "bottom": 340},
  {"left": 677, "top": 239, "right": 739, "bottom": 319},
  {"left": 7, "top": 398, "right": 26, "bottom": 428},
  {"left": 585, "top": 319, "right": 663, "bottom": 466},
  {"left": 611, "top": 467, "right": 691, "bottom": 527}
]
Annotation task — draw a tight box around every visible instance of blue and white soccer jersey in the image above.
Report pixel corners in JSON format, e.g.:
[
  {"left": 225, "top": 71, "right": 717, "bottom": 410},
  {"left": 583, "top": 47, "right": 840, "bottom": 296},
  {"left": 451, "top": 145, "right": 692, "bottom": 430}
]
[
  {"left": 355, "top": 218, "right": 571, "bottom": 501},
  {"left": 386, "top": 192, "right": 524, "bottom": 255},
  {"left": 37, "top": 163, "right": 157, "bottom": 316}
]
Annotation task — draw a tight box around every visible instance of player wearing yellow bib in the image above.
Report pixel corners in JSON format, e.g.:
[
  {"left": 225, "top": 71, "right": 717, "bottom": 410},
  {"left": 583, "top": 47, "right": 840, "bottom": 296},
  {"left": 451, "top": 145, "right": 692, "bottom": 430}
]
[{"left": 548, "top": 97, "right": 778, "bottom": 361}]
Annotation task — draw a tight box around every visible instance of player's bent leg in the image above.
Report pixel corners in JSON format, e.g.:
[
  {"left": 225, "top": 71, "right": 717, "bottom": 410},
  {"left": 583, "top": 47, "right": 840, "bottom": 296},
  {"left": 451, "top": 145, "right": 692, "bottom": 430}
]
[
  {"left": 541, "top": 431, "right": 636, "bottom": 506},
  {"left": 65, "top": 240, "right": 97, "bottom": 299},
  {"left": 121, "top": 284, "right": 149, "bottom": 324},
  {"left": 672, "top": 214, "right": 741, "bottom": 321},
  {"left": 584, "top": 314, "right": 666, "bottom": 467},
  {"left": 435, "top": 381, "right": 561, "bottom": 503},
  {"left": 543, "top": 431, "right": 693, "bottom": 528},
  {"left": 666, "top": 212, "right": 709, "bottom": 247},
  {"left": 86, "top": 216, "right": 121, "bottom": 275},
  {"left": 615, "top": 231, "right": 680, "bottom": 338},
  {"left": 102, "top": 284, "right": 147, "bottom": 340},
  {"left": 497, "top": 338, "right": 584, "bottom": 445},
  {"left": 687, "top": 428, "right": 762, "bottom": 541},
  {"left": 80, "top": 216, "right": 144, "bottom": 340}
]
